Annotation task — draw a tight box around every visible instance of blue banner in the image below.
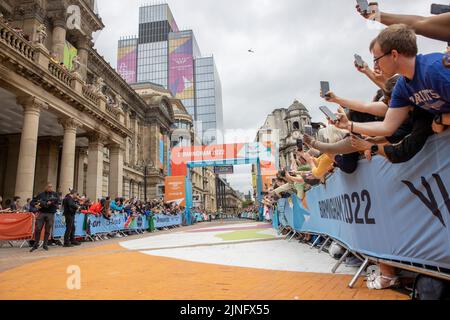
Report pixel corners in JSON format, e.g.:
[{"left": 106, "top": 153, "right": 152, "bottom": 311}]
[
  {"left": 285, "top": 131, "right": 450, "bottom": 269},
  {"left": 52, "top": 213, "right": 87, "bottom": 238},
  {"left": 272, "top": 208, "right": 279, "bottom": 229},
  {"left": 153, "top": 214, "right": 182, "bottom": 228}
]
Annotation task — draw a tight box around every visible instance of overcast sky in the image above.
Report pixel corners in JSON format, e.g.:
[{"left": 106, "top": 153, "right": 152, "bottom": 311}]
[{"left": 94, "top": 0, "right": 447, "bottom": 195}]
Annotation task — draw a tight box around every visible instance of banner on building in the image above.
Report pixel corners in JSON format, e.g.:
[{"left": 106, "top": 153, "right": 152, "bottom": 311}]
[
  {"left": 63, "top": 41, "right": 78, "bottom": 71},
  {"left": 169, "top": 36, "right": 194, "bottom": 99},
  {"left": 117, "top": 39, "right": 138, "bottom": 83}
]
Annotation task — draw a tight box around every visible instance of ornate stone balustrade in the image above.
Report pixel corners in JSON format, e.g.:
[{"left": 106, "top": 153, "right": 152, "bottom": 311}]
[
  {"left": 0, "top": 21, "right": 35, "bottom": 61},
  {"left": 48, "top": 61, "right": 74, "bottom": 87},
  {"left": 82, "top": 85, "right": 101, "bottom": 105}
]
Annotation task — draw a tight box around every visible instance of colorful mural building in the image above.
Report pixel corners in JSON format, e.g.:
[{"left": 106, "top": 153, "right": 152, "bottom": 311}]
[{"left": 117, "top": 3, "right": 224, "bottom": 146}]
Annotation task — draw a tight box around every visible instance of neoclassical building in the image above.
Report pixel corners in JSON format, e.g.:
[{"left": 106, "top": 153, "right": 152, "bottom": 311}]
[
  {"left": 0, "top": 0, "right": 179, "bottom": 202},
  {"left": 256, "top": 100, "right": 325, "bottom": 170}
]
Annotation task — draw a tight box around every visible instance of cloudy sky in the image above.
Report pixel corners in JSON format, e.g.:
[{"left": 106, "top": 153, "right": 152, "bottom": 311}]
[{"left": 94, "top": 0, "right": 446, "bottom": 195}]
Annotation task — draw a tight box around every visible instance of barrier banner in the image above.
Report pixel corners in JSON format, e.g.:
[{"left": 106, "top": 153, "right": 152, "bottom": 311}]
[
  {"left": 127, "top": 214, "right": 149, "bottom": 230},
  {"left": 300, "top": 132, "right": 450, "bottom": 269},
  {"left": 87, "top": 213, "right": 127, "bottom": 235},
  {"left": 52, "top": 213, "right": 88, "bottom": 238},
  {"left": 277, "top": 199, "right": 287, "bottom": 227},
  {"left": 52, "top": 214, "right": 66, "bottom": 238},
  {"left": 272, "top": 208, "right": 279, "bottom": 229},
  {"left": 0, "top": 213, "right": 34, "bottom": 241},
  {"left": 192, "top": 213, "right": 204, "bottom": 222},
  {"left": 154, "top": 214, "right": 182, "bottom": 228}
]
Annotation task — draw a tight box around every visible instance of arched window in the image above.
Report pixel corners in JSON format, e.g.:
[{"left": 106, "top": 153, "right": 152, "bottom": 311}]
[{"left": 293, "top": 121, "right": 300, "bottom": 130}]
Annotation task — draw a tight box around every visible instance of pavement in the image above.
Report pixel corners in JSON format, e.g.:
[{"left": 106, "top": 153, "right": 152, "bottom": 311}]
[{"left": 0, "top": 220, "right": 409, "bottom": 300}]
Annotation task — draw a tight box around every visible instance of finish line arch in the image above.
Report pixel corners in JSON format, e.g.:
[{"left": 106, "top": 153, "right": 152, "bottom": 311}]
[{"left": 167, "top": 142, "right": 279, "bottom": 225}]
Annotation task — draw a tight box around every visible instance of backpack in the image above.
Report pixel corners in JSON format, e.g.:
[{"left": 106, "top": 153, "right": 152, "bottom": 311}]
[{"left": 411, "top": 274, "right": 450, "bottom": 300}]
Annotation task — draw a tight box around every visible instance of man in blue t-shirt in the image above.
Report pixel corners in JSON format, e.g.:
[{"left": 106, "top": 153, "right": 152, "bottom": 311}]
[{"left": 335, "top": 24, "right": 450, "bottom": 136}]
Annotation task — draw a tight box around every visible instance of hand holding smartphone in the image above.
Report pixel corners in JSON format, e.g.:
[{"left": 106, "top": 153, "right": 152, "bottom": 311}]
[
  {"left": 356, "top": 0, "right": 369, "bottom": 14},
  {"left": 319, "top": 106, "right": 338, "bottom": 123},
  {"left": 304, "top": 125, "right": 313, "bottom": 136},
  {"left": 354, "top": 54, "right": 365, "bottom": 68}
]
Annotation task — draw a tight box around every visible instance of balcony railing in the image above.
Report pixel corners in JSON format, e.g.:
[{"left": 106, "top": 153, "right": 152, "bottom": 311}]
[
  {"left": 0, "top": 18, "right": 126, "bottom": 130},
  {"left": 48, "top": 61, "right": 74, "bottom": 87},
  {"left": 82, "top": 85, "right": 100, "bottom": 105},
  {"left": 0, "top": 21, "right": 35, "bottom": 62}
]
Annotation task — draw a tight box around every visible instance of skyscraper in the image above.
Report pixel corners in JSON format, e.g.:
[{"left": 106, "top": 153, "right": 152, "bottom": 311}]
[{"left": 117, "top": 3, "right": 223, "bottom": 145}]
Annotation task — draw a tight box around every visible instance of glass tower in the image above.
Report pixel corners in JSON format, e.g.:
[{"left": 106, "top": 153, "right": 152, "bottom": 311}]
[
  {"left": 195, "top": 56, "right": 223, "bottom": 145},
  {"left": 117, "top": 3, "right": 224, "bottom": 145}
]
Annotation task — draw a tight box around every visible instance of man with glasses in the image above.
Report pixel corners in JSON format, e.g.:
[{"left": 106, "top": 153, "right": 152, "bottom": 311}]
[
  {"left": 30, "top": 183, "right": 61, "bottom": 252},
  {"left": 336, "top": 24, "right": 450, "bottom": 136}
]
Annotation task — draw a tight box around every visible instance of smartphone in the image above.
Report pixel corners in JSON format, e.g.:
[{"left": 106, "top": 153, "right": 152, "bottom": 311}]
[
  {"left": 304, "top": 125, "right": 313, "bottom": 136},
  {"left": 356, "top": 0, "right": 369, "bottom": 14},
  {"left": 354, "top": 54, "right": 365, "bottom": 68},
  {"left": 320, "top": 81, "right": 330, "bottom": 98},
  {"left": 296, "top": 139, "right": 304, "bottom": 150},
  {"left": 319, "top": 106, "right": 338, "bottom": 122},
  {"left": 431, "top": 4, "right": 450, "bottom": 15}
]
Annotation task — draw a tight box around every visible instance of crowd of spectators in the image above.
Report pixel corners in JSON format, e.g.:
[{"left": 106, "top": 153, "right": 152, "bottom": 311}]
[{"left": 262, "top": 2, "right": 449, "bottom": 292}]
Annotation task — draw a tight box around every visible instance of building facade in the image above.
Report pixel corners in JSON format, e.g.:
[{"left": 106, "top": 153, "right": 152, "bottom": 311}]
[
  {"left": 117, "top": 4, "right": 224, "bottom": 145},
  {"left": 0, "top": 0, "right": 179, "bottom": 203},
  {"left": 256, "top": 100, "right": 324, "bottom": 171}
]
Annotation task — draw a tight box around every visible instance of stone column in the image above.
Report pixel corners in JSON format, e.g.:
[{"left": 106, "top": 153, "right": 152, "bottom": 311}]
[
  {"left": 77, "top": 37, "right": 91, "bottom": 81},
  {"left": 15, "top": 97, "right": 46, "bottom": 201},
  {"left": 76, "top": 148, "right": 88, "bottom": 195},
  {"left": 109, "top": 144, "right": 124, "bottom": 198},
  {"left": 51, "top": 19, "right": 67, "bottom": 62},
  {"left": 59, "top": 118, "right": 82, "bottom": 195},
  {"left": 86, "top": 133, "right": 106, "bottom": 201}
]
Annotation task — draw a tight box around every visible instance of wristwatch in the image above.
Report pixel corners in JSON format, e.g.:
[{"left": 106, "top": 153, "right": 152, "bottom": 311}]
[
  {"left": 434, "top": 114, "right": 443, "bottom": 125},
  {"left": 371, "top": 145, "right": 379, "bottom": 154}
]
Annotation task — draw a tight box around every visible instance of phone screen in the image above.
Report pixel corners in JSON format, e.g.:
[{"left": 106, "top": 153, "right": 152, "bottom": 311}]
[
  {"left": 320, "top": 81, "right": 330, "bottom": 98},
  {"left": 356, "top": 0, "right": 369, "bottom": 13},
  {"left": 354, "top": 54, "right": 364, "bottom": 68},
  {"left": 297, "top": 139, "right": 304, "bottom": 150},
  {"left": 304, "top": 125, "right": 313, "bottom": 136},
  {"left": 319, "top": 106, "right": 338, "bottom": 122}
]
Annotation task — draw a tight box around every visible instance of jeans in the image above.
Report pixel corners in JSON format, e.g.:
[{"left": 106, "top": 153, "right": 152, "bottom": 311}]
[
  {"left": 33, "top": 213, "right": 55, "bottom": 247},
  {"left": 63, "top": 214, "right": 76, "bottom": 244}
]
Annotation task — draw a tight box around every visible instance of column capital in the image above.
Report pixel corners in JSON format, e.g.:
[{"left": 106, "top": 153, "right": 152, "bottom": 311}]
[
  {"left": 52, "top": 17, "right": 67, "bottom": 29},
  {"left": 87, "top": 131, "right": 108, "bottom": 146},
  {"left": 108, "top": 143, "right": 126, "bottom": 153},
  {"left": 16, "top": 96, "right": 48, "bottom": 114},
  {"left": 58, "top": 118, "right": 83, "bottom": 131}
]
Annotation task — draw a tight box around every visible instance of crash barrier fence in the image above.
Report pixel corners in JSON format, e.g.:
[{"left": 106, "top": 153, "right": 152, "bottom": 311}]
[
  {"left": 273, "top": 131, "right": 450, "bottom": 287},
  {"left": 0, "top": 212, "right": 183, "bottom": 245},
  {"left": 239, "top": 212, "right": 258, "bottom": 220}
]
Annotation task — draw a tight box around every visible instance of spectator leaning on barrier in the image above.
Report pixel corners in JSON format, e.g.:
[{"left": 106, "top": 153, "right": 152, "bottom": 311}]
[
  {"left": 351, "top": 106, "right": 435, "bottom": 164},
  {"left": 62, "top": 189, "right": 81, "bottom": 248},
  {"left": 335, "top": 24, "right": 450, "bottom": 137},
  {"left": 30, "top": 183, "right": 61, "bottom": 252}
]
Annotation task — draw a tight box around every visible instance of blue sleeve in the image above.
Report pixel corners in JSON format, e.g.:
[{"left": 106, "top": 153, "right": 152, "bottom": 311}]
[
  {"left": 430, "top": 61, "right": 450, "bottom": 103},
  {"left": 389, "top": 78, "right": 411, "bottom": 109}
]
